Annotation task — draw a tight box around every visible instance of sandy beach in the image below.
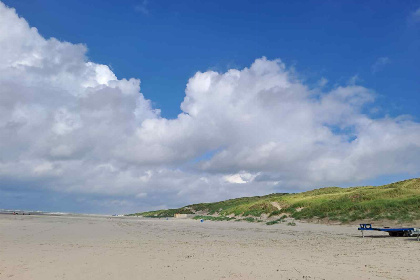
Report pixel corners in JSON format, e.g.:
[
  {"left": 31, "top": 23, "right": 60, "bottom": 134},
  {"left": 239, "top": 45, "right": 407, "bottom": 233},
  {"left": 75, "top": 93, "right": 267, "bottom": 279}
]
[{"left": 0, "top": 214, "right": 418, "bottom": 280}]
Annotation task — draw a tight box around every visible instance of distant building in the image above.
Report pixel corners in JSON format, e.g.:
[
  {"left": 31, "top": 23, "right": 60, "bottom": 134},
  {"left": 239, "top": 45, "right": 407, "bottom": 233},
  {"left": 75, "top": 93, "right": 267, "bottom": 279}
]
[{"left": 174, "top": 213, "right": 189, "bottom": 218}]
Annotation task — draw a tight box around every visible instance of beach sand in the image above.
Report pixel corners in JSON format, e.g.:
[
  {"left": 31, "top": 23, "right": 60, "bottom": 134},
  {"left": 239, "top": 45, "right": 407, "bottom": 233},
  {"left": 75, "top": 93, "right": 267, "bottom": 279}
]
[{"left": 0, "top": 214, "right": 418, "bottom": 280}]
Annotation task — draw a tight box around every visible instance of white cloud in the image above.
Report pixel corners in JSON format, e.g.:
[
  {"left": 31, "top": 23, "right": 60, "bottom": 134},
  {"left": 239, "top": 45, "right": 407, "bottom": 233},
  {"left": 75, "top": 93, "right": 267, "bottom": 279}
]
[
  {"left": 317, "top": 77, "right": 328, "bottom": 87},
  {"left": 0, "top": 2, "right": 420, "bottom": 212},
  {"left": 224, "top": 172, "right": 257, "bottom": 184}
]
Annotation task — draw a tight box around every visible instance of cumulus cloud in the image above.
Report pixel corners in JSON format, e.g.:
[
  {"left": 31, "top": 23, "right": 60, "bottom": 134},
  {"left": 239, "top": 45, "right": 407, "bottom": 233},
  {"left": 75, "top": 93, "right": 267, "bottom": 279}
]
[
  {"left": 224, "top": 172, "right": 257, "bottom": 184},
  {"left": 0, "top": 2, "right": 420, "bottom": 212}
]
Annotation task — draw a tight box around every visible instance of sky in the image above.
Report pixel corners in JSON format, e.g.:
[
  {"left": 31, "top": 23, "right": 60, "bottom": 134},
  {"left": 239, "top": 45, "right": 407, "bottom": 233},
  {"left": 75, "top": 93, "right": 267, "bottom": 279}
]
[{"left": 0, "top": 0, "right": 419, "bottom": 214}]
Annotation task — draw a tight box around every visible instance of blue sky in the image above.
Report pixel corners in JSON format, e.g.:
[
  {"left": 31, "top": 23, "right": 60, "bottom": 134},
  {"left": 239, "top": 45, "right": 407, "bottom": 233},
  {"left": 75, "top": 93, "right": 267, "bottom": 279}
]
[
  {"left": 0, "top": 1, "right": 419, "bottom": 213},
  {"left": 5, "top": 0, "right": 419, "bottom": 119}
]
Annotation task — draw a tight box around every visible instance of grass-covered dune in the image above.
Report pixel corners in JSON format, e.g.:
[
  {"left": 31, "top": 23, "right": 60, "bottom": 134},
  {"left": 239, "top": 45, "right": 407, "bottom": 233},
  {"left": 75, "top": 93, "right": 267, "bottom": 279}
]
[{"left": 130, "top": 178, "right": 420, "bottom": 223}]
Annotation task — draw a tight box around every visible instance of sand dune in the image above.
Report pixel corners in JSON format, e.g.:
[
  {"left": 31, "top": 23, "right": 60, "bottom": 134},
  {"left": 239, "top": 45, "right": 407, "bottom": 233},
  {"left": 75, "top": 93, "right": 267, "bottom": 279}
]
[{"left": 0, "top": 214, "right": 418, "bottom": 280}]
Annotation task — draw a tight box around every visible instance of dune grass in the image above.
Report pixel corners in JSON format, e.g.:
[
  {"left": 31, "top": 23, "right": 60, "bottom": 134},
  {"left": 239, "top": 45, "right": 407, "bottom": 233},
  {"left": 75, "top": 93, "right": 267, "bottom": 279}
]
[
  {"left": 266, "top": 215, "right": 288, "bottom": 225},
  {"left": 130, "top": 178, "right": 420, "bottom": 223},
  {"left": 192, "top": 215, "right": 236, "bottom": 221},
  {"left": 128, "top": 207, "right": 194, "bottom": 217}
]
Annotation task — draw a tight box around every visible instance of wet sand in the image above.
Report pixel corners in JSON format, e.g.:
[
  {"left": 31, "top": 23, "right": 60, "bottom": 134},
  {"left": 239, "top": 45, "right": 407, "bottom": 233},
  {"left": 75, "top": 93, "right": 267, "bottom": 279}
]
[{"left": 0, "top": 214, "right": 418, "bottom": 280}]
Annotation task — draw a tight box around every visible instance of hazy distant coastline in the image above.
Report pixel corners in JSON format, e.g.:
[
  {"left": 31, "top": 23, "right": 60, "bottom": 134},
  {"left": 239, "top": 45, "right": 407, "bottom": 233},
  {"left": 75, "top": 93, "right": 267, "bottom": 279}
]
[{"left": 0, "top": 209, "right": 110, "bottom": 217}]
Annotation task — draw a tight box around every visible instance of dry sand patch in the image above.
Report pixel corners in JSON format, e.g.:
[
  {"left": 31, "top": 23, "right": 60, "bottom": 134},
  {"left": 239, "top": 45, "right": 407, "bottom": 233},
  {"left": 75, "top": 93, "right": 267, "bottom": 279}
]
[{"left": 0, "top": 214, "right": 418, "bottom": 280}]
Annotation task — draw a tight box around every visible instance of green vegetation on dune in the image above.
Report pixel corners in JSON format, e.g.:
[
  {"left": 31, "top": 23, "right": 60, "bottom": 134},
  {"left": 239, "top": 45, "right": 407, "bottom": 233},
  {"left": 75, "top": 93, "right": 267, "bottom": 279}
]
[
  {"left": 285, "top": 178, "right": 420, "bottom": 222},
  {"left": 266, "top": 215, "right": 288, "bottom": 225},
  {"left": 130, "top": 178, "right": 420, "bottom": 223},
  {"left": 128, "top": 207, "right": 194, "bottom": 217},
  {"left": 193, "top": 215, "right": 236, "bottom": 221},
  {"left": 187, "top": 194, "right": 285, "bottom": 216}
]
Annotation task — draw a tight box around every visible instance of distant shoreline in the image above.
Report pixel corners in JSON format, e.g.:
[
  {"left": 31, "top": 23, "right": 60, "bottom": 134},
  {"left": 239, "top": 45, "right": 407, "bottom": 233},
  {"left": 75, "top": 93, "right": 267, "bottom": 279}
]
[{"left": 0, "top": 210, "right": 110, "bottom": 217}]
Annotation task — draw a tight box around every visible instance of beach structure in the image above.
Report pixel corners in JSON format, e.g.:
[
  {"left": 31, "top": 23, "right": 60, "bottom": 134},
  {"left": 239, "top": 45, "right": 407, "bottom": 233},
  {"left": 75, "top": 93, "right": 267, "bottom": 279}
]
[
  {"left": 174, "top": 213, "right": 189, "bottom": 218},
  {"left": 358, "top": 224, "right": 420, "bottom": 240}
]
